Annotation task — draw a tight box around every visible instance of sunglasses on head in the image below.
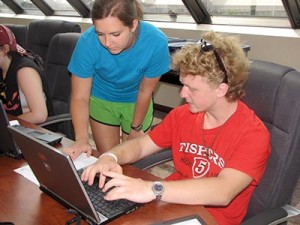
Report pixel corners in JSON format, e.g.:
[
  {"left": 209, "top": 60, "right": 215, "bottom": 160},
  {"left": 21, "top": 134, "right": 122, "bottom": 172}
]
[{"left": 196, "top": 39, "right": 228, "bottom": 84}]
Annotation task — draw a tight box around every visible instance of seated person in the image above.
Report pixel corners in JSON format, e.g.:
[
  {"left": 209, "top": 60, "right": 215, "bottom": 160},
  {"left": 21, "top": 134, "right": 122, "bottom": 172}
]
[
  {"left": 79, "top": 31, "right": 271, "bottom": 225},
  {"left": 0, "top": 25, "right": 52, "bottom": 124}
]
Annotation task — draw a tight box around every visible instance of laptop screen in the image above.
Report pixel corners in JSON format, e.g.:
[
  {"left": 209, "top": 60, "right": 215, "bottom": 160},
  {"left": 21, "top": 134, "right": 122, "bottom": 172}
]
[{"left": 0, "top": 100, "right": 22, "bottom": 158}]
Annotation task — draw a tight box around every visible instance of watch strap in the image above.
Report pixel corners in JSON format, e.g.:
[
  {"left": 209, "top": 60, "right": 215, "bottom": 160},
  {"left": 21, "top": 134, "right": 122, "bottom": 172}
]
[{"left": 131, "top": 124, "right": 143, "bottom": 131}]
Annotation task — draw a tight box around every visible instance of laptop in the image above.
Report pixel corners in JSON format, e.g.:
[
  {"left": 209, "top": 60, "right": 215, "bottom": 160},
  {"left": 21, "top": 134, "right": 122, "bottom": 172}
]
[
  {"left": 8, "top": 125, "right": 141, "bottom": 225},
  {"left": 0, "top": 100, "right": 63, "bottom": 159},
  {"left": 0, "top": 101, "right": 22, "bottom": 159}
]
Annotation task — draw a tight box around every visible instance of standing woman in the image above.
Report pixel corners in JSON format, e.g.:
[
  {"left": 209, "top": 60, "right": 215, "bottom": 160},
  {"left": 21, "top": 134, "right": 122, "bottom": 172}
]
[
  {"left": 0, "top": 25, "right": 50, "bottom": 124},
  {"left": 65, "top": 0, "right": 171, "bottom": 159}
]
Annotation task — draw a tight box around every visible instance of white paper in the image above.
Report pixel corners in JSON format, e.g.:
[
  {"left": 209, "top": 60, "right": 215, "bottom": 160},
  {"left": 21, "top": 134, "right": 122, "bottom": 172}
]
[
  {"left": 14, "top": 153, "right": 98, "bottom": 185},
  {"left": 14, "top": 164, "right": 40, "bottom": 185},
  {"left": 73, "top": 153, "right": 98, "bottom": 171},
  {"left": 9, "top": 120, "right": 20, "bottom": 126},
  {"left": 170, "top": 218, "right": 203, "bottom": 225}
]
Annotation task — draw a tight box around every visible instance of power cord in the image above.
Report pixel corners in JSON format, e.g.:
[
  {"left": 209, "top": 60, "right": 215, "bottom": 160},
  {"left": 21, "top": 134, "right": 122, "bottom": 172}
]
[{"left": 66, "top": 209, "right": 82, "bottom": 225}]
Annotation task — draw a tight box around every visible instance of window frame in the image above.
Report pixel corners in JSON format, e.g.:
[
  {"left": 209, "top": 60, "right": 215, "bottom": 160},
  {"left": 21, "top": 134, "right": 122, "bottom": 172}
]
[
  {"left": 282, "top": 0, "right": 300, "bottom": 28},
  {"left": 1, "top": 0, "right": 24, "bottom": 14}
]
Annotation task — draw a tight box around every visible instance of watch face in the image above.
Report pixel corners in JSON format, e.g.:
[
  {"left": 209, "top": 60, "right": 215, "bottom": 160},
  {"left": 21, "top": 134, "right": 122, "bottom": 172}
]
[
  {"left": 152, "top": 181, "right": 164, "bottom": 200},
  {"left": 154, "top": 183, "right": 164, "bottom": 192}
]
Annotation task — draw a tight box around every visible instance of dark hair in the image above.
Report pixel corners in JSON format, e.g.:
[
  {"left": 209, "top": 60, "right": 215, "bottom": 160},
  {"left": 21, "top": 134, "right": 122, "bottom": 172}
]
[{"left": 91, "top": 0, "right": 143, "bottom": 27}]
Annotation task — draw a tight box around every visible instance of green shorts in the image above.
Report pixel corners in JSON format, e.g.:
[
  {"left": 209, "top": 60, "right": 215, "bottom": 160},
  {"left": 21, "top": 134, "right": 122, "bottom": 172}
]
[{"left": 89, "top": 96, "right": 153, "bottom": 134}]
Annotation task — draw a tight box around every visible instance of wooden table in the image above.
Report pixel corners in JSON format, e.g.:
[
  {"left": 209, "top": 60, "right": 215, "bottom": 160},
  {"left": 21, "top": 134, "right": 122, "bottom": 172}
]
[{"left": 0, "top": 117, "right": 217, "bottom": 225}]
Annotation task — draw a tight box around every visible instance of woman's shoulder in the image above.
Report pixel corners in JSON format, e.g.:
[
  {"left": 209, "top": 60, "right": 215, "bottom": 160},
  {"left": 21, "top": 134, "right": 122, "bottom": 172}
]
[
  {"left": 77, "top": 26, "right": 100, "bottom": 50},
  {"left": 80, "top": 26, "right": 97, "bottom": 41},
  {"left": 140, "top": 21, "right": 168, "bottom": 39},
  {"left": 12, "top": 54, "right": 39, "bottom": 70},
  {"left": 138, "top": 21, "right": 168, "bottom": 50}
]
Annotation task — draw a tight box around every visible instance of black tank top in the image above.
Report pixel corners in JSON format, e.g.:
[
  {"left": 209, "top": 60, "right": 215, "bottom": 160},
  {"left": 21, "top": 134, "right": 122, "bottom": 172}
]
[{"left": 0, "top": 52, "right": 53, "bottom": 117}]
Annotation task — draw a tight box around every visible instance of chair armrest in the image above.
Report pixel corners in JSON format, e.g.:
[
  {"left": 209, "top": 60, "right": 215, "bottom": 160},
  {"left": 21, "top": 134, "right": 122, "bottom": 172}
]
[
  {"left": 38, "top": 113, "right": 71, "bottom": 127},
  {"left": 132, "top": 148, "right": 172, "bottom": 170},
  {"left": 241, "top": 204, "right": 300, "bottom": 225}
]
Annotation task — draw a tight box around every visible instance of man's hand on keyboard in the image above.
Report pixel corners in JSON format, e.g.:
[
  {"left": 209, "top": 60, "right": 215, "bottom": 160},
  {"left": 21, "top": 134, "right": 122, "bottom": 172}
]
[
  {"left": 81, "top": 155, "right": 123, "bottom": 189},
  {"left": 101, "top": 171, "right": 155, "bottom": 204}
]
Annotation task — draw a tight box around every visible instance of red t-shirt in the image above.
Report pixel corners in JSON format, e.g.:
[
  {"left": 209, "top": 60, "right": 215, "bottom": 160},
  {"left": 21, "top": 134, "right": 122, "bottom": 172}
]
[{"left": 149, "top": 101, "right": 271, "bottom": 225}]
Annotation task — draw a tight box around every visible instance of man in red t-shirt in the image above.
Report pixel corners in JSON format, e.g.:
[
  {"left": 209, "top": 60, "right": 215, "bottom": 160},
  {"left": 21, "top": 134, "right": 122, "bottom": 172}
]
[{"left": 81, "top": 31, "right": 271, "bottom": 225}]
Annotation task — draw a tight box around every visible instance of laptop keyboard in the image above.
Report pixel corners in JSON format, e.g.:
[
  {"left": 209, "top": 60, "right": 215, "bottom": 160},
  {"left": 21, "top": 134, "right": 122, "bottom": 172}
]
[{"left": 77, "top": 168, "right": 139, "bottom": 219}]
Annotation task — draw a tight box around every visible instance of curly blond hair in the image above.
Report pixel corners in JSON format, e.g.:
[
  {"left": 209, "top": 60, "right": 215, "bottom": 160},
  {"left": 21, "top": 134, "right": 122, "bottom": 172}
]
[{"left": 171, "top": 32, "right": 250, "bottom": 102}]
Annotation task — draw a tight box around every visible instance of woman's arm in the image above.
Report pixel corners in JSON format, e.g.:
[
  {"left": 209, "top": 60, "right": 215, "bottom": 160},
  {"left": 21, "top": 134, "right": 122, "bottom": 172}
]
[
  {"left": 70, "top": 75, "right": 92, "bottom": 141},
  {"left": 129, "top": 76, "right": 161, "bottom": 139},
  {"left": 17, "top": 67, "right": 48, "bottom": 124},
  {"left": 63, "top": 75, "right": 93, "bottom": 159}
]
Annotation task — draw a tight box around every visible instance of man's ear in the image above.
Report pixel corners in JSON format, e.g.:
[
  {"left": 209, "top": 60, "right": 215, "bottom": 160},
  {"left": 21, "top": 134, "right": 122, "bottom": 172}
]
[{"left": 216, "top": 83, "right": 229, "bottom": 97}]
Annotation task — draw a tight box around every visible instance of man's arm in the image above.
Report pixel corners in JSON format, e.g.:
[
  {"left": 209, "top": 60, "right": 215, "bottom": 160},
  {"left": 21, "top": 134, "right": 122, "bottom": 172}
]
[
  {"left": 102, "top": 167, "right": 253, "bottom": 206},
  {"left": 81, "top": 134, "right": 162, "bottom": 187},
  {"left": 160, "top": 168, "right": 252, "bottom": 206},
  {"left": 112, "top": 134, "right": 162, "bottom": 165},
  {"left": 83, "top": 136, "right": 253, "bottom": 206}
]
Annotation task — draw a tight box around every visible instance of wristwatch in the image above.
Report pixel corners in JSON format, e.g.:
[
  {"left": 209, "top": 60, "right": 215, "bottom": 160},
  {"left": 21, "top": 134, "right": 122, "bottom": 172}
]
[
  {"left": 152, "top": 181, "right": 164, "bottom": 201},
  {"left": 131, "top": 124, "right": 143, "bottom": 131}
]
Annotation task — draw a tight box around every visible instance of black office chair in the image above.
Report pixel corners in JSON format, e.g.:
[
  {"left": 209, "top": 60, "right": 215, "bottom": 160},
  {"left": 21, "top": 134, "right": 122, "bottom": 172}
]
[
  {"left": 133, "top": 59, "right": 300, "bottom": 225},
  {"left": 39, "top": 32, "right": 81, "bottom": 140},
  {"left": 27, "top": 19, "right": 81, "bottom": 63},
  {"left": 240, "top": 60, "right": 300, "bottom": 224}
]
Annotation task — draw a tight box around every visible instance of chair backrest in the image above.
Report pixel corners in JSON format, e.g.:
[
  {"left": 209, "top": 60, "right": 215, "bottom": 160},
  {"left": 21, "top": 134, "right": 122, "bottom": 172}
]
[
  {"left": 3, "top": 24, "right": 28, "bottom": 49},
  {"left": 43, "top": 32, "right": 81, "bottom": 140},
  {"left": 242, "top": 59, "right": 300, "bottom": 219},
  {"left": 27, "top": 19, "right": 81, "bottom": 62}
]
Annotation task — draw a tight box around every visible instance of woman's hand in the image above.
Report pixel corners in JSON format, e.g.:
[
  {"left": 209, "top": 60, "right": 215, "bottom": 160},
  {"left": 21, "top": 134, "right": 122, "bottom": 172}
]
[{"left": 63, "top": 140, "right": 93, "bottom": 160}]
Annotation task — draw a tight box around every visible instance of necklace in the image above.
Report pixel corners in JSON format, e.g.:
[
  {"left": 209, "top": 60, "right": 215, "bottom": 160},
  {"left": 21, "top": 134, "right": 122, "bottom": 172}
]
[
  {"left": 200, "top": 113, "right": 225, "bottom": 158},
  {"left": 201, "top": 103, "right": 238, "bottom": 158}
]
